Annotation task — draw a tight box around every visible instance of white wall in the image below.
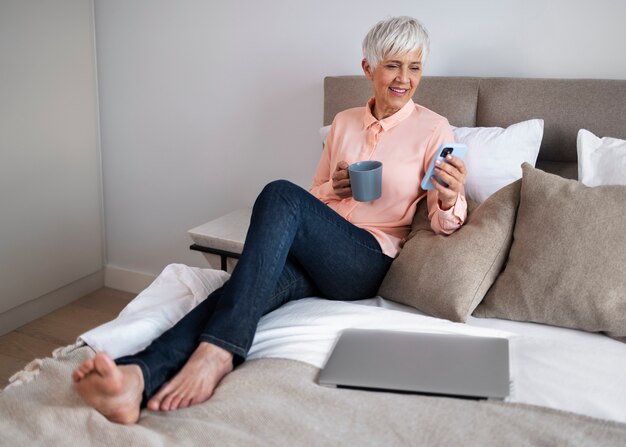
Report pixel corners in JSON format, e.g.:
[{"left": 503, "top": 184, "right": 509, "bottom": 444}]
[
  {"left": 0, "top": 0, "right": 103, "bottom": 326},
  {"left": 94, "top": 0, "right": 626, "bottom": 280}
]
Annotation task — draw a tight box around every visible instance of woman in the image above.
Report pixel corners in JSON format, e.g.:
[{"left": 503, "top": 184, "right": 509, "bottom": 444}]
[{"left": 72, "top": 16, "right": 467, "bottom": 424}]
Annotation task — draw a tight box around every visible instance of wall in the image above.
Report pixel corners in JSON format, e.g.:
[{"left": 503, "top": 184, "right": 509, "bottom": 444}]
[
  {"left": 0, "top": 0, "right": 103, "bottom": 332},
  {"left": 94, "top": 0, "right": 626, "bottom": 283}
]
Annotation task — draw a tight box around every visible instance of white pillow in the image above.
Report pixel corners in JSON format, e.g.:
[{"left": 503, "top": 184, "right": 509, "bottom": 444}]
[
  {"left": 453, "top": 119, "right": 543, "bottom": 202},
  {"left": 320, "top": 125, "right": 331, "bottom": 145},
  {"left": 319, "top": 119, "right": 543, "bottom": 203},
  {"left": 80, "top": 264, "right": 230, "bottom": 358},
  {"left": 577, "top": 129, "right": 626, "bottom": 187}
]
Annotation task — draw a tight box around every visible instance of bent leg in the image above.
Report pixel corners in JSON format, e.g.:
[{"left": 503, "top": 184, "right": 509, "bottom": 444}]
[
  {"left": 200, "top": 180, "right": 393, "bottom": 362},
  {"left": 74, "top": 180, "right": 389, "bottom": 417}
]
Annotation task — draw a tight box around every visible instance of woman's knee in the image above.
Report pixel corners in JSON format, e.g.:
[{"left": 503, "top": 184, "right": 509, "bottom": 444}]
[
  {"left": 256, "top": 180, "right": 304, "bottom": 207},
  {"left": 261, "top": 179, "right": 299, "bottom": 196}
]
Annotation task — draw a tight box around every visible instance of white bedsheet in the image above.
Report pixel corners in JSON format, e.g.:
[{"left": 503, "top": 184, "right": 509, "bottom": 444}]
[{"left": 80, "top": 264, "right": 626, "bottom": 424}]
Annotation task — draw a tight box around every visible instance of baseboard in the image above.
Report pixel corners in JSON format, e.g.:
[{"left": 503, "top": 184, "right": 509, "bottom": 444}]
[
  {"left": 104, "top": 265, "right": 157, "bottom": 294},
  {"left": 0, "top": 270, "right": 104, "bottom": 336}
]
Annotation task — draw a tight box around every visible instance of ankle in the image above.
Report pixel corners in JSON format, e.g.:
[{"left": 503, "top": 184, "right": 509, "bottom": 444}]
[
  {"left": 121, "top": 364, "right": 145, "bottom": 393},
  {"left": 198, "top": 341, "right": 234, "bottom": 364}
]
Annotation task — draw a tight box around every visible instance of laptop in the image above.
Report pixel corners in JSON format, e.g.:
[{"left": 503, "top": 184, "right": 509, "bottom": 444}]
[{"left": 318, "top": 329, "right": 510, "bottom": 400}]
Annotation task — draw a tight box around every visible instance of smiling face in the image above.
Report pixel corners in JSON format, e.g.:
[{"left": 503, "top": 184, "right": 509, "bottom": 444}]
[{"left": 362, "top": 49, "right": 423, "bottom": 120}]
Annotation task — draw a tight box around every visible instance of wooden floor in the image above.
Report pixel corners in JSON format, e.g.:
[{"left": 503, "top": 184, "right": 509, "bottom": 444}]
[{"left": 0, "top": 287, "right": 135, "bottom": 387}]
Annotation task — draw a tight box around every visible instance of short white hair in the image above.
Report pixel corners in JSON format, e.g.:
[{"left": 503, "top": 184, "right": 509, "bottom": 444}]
[{"left": 362, "top": 16, "right": 430, "bottom": 69}]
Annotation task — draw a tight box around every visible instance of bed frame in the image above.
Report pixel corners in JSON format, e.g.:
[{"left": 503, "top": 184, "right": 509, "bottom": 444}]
[{"left": 324, "top": 76, "right": 626, "bottom": 180}]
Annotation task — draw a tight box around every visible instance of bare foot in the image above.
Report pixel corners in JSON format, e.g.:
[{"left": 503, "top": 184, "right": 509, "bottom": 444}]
[
  {"left": 147, "top": 342, "right": 233, "bottom": 412},
  {"left": 72, "top": 357, "right": 95, "bottom": 382},
  {"left": 73, "top": 352, "right": 144, "bottom": 424}
]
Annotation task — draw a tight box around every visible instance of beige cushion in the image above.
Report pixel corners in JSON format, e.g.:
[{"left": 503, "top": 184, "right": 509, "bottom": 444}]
[
  {"left": 474, "top": 163, "right": 626, "bottom": 341},
  {"left": 378, "top": 180, "right": 521, "bottom": 322}
]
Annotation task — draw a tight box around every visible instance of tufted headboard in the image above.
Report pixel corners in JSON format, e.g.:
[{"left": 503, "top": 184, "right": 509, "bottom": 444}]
[{"left": 324, "top": 76, "right": 626, "bottom": 179}]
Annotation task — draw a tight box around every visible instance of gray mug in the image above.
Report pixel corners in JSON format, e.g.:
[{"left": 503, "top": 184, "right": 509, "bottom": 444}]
[{"left": 348, "top": 160, "right": 383, "bottom": 202}]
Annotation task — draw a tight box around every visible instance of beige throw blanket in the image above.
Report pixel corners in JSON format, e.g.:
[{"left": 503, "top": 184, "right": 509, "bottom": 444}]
[{"left": 1, "top": 344, "right": 625, "bottom": 446}]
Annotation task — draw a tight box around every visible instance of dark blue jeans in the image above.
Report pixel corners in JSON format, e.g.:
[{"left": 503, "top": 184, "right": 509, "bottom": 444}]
[{"left": 117, "top": 180, "right": 393, "bottom": 405}]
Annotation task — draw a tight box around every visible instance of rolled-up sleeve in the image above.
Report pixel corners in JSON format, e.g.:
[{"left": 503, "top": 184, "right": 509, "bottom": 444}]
[{"left": 428, "top": 192, "right": 467, "bottom": 234}]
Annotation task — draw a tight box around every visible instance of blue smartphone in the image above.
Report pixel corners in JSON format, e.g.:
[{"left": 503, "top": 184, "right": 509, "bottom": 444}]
[{"left": 420, "top": 143, "right": 468, "bottom": 190}]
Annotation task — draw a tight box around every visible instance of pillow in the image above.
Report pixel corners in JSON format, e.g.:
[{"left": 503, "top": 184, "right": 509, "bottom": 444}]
[
  {"left": 378, "top": 179, "right": 521, "bottom": 322},
  {"left": 320, "top": 125, "right": 331, "bottom": 145},
  {"left": 80, "top": 264, "right": 230, "bottom": 358},
  {"left": 474, "top": 163, "right": 626, "bottom": 342},
  {"left": 320, "top": 119, "right": 543, "bottom": 203},
  {"left": 453, "top": 119, "right": 543, "bottom": 203},
  {"left": 577, "top": 129, "right": 626, "bottom": 187}
]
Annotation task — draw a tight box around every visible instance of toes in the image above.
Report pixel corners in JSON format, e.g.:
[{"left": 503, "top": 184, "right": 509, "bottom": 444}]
[
  {"left": 148, "top": 381, "right": 191, "bottom": 412},
  {"left": 160, "top": 392, "right": 176, "bottom": 411},
  {"left": 73, "top": 370, "right": 86, "bottom": 382},
  {"left": 80, "top": 359, "right": 95, "bottom": 375},
  {"left": 72, "top": 358, "right": 96, "bottom": 382},
  {"left": 94, "top": 352, "right": 116, "bottom": 378},
  {"left": 178, "top": 397, "right": 191, "bottom": 409},
  {"left": 147, "top": 381, "right": 172, "bottom": 412},
  {"left": 169, "top": 395, "right": 183, "bottom": 411},
  {"left": 147, "top": 394, "right": 166, "bottom": 412},
  {"left": 72, "top": 368, "right": 82, "bottom": 382},
  {"left": 146, "top": 399, "right": 160, "bottom": 411}
]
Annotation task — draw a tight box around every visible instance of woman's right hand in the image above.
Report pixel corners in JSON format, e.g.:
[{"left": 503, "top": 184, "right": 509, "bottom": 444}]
[{"left": 332, "top": 161, "right": 352, "bottom": 199}]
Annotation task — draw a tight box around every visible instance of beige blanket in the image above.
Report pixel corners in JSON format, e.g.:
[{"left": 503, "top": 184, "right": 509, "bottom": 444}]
[{"left": 1, "top": 344, "right": 625, "bottom": 446}]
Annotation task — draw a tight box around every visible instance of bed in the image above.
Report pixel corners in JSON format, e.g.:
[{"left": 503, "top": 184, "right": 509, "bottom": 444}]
[{"left": 1, "top": 76, "right": 626, "bottom": 446}]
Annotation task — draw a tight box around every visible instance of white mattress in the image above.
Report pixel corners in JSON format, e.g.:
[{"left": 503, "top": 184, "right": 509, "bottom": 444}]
[{"left": 80, "top": 264, "right": 626, "bottom": 424}]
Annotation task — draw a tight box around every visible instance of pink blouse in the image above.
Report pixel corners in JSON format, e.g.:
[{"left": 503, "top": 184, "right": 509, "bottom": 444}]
[{"left": 309, "top": 98, "right": 467, "bottom": 258}]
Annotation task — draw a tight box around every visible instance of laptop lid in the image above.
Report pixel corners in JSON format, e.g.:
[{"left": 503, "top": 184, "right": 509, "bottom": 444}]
[{"left": 318, "top": 329, "right": 510, "bottom": 400}]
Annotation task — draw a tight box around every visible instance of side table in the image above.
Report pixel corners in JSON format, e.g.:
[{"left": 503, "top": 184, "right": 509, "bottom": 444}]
[{"left": 188, "top": 209, "right": 251, "bottom": 272}]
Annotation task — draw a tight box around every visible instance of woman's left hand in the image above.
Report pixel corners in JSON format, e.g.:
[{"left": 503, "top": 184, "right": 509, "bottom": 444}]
[{"left": 432, "top": 154, "right": 467, "bottom": 210}]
